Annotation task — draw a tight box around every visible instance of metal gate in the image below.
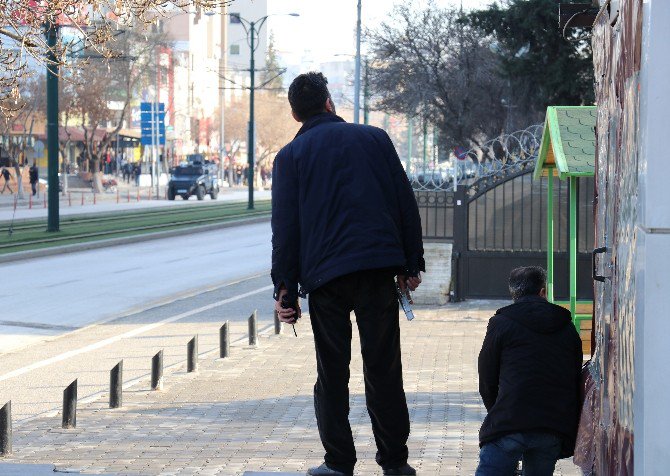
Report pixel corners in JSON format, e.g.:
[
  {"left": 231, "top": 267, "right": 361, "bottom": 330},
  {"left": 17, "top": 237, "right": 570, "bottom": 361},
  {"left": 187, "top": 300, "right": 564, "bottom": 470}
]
[
  {"left": 414, "top": 190, "right": 454, "bottom": 241},
  {"left": 452, "top": 169, "right": 594, "bottom": 300},
  {"left": 410, "top": 124, "right": 595, "bottom": 300}
]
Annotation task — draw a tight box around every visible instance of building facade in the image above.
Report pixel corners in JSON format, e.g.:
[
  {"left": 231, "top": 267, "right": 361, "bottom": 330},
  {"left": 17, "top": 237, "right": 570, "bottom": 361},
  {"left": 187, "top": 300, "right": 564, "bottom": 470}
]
[
  {"left": 164, "top": 10, "right": 225, "bottom": 160},
  {"left": 579, "top": 0, "right": 670, "bottom": 473},
  {"left": 225, "top": 0, "right": 268, "bottom": 97}
]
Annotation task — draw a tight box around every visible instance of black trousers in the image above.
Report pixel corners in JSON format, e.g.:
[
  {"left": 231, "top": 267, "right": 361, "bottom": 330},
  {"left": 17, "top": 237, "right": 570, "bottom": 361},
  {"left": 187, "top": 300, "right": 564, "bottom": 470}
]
[{"left": 308, "top": 268, "right": 410, "bottom": 474}]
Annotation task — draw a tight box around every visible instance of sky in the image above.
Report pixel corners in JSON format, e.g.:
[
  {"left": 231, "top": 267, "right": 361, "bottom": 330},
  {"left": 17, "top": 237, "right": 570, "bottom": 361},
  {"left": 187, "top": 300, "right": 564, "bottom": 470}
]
[{"left": 266, "top": 0, "right": 493, "bottom": 65}]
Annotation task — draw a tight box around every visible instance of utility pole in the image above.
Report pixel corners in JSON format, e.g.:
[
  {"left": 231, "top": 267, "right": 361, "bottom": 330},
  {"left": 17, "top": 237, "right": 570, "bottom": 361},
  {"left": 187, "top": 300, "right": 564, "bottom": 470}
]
[
  {"left": 422, "top": 121, "right": 428, "bottom": 175},
  {"left": 154, "top": 48, "right": 160, "bottom": 200},
  {"left": 237, "top": 13, "right": 298, "bottom": 209},
  {"left": 363, "top": 58, "right": 370, "bottom": 125},
  {"left": 353, "top": 0, "right": 362, "bottom": 124},
  {"left": 219, "top": 2, "right": 227, "bottom": 188},
  {"left": 248, "top": 21, "right": 256, "bottom": 210},
  {"left": 46, "top": 19, "right": 60, "bottom": 232},
  {"left": 406, "top": 117, "right": 413, "bottom": 175}
]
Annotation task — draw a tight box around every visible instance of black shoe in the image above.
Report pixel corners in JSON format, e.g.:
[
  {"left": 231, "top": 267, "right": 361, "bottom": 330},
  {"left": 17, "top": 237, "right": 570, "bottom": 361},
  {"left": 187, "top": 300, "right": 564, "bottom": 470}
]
[
  {"left": 307, "top": 463, "right": 349, "bottom": 475},
  {"left": 383, "top": 463, "right": 417, "bottom": 475}
]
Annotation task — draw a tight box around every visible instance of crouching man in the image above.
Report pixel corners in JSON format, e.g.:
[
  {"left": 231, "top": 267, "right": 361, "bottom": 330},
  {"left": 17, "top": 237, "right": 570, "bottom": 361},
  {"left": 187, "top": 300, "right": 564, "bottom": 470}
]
[{"left": 476, "top": 266, "right": 583, "bottom": 475}]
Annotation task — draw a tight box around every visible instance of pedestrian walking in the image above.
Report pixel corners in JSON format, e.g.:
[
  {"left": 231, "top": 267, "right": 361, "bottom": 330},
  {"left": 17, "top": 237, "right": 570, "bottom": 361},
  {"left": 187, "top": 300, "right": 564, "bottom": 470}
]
[
  {"left": 29, "top": 162, "right": 39, "bottom": 196},
  {"left": 1, "top": 166, "right": 13, "bottom": 194},
  {"left": 272, "top": 72, "right": 425, "bottom": 476},
  {"left": 122, "top": 162, "right": 130, "bottom": 183},
  {"left": 475, "top": 266, "right": 583, "bottom": 476}
]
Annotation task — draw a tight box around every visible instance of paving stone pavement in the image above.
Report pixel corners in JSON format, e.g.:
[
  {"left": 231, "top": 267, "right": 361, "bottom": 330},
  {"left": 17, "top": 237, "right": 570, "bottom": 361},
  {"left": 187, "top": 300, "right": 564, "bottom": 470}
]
[{"left": 1, "top": 301, "right": 582, "bottom": 475}]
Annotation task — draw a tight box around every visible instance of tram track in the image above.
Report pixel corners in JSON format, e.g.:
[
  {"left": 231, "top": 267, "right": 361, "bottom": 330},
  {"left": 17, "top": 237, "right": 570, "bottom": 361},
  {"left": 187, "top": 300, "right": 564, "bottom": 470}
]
[
  {"left": 0, "top": 200, "right": 269, "bottom": 234},
  {"left": 0, "top": 200, "right": 271, "bottom": 254}
]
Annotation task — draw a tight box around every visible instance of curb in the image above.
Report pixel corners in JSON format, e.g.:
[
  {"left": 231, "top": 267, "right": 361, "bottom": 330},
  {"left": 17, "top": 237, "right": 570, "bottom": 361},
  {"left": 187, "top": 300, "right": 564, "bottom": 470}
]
[{"left": 0, "top": 214, "right": 271, "bottom": 264}]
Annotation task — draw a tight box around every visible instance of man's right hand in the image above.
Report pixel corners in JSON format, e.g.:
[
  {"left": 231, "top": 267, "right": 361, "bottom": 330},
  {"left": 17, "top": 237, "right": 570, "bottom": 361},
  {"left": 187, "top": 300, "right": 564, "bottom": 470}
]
[{"left": 275, "top": 287, "right": 301, "bottom": 324}]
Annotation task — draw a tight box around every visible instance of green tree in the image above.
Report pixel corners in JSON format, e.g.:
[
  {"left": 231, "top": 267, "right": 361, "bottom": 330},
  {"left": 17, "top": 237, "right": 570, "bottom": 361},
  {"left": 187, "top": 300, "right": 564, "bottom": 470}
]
[
  {"left": 261, "top": 32, "right": 285, "bottom": 94},
  {"left": 467, "top": 0, "right": 595, "bottom": 124}
]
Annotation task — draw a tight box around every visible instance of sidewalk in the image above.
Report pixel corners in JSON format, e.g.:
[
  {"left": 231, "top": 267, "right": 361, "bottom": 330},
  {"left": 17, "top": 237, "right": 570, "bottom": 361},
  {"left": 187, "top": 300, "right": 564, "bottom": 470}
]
[{"left": 1, "top": 302, "right": 582, "bottom": 475}]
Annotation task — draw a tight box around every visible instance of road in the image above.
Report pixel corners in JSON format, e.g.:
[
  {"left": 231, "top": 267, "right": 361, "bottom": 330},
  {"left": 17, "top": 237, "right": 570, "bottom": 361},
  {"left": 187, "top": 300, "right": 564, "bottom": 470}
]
[
  {"left": 0, "top": 220, "right": 280, "bottom": 422},
  {"left": 0, "top": 220, "right": 272, "bottom": 352}
]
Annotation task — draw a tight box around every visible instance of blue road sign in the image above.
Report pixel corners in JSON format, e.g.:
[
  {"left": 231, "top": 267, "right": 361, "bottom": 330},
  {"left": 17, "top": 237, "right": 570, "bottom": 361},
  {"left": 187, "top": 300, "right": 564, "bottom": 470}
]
[{"left": 140, "top": 102, "right": 166, "bottom": 146}]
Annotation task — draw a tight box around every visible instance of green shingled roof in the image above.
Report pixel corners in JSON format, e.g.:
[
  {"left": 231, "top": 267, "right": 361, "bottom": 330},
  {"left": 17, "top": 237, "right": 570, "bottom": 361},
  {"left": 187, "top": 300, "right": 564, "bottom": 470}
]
[{"left": 534, "top": 106, "right": 596, "bottom": 179}]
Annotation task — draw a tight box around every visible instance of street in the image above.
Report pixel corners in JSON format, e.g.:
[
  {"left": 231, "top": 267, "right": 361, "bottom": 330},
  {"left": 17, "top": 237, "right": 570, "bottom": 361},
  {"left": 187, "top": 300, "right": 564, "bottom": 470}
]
[
  {"left": 0, "top": 220, "right": 275, "bottom": 422},
  {"left": 0, "top": 220, "right": 583, "bottom": 475},
  {"left": 0, "top": 221, "right": 272, "bottom": 332}
]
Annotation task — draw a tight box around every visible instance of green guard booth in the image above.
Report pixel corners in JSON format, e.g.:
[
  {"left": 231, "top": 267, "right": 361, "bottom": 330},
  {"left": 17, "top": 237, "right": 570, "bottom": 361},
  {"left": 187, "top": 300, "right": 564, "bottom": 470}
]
[{"left": 534, "top": 106, "right": 596, "bottom": 353}]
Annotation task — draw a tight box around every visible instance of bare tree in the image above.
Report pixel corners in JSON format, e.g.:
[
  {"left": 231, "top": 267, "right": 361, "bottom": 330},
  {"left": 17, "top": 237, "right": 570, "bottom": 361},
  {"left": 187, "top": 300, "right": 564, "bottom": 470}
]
[
  {"left": 256, "top": 93, "right": 297, "bottom": 171},
  {"left": 0, "top": 0, "right": 231, "bottom": 116},
  {"left": 0, "top": 79, "right": 42, "bottom": 199},
  {"left": 223, "top": 96, "right": 248, "bottom": 171},
  {"left": 61, "top": 24, "right": 165, "bottom": 192},
  {"left": 366, "top": 2, "right": 507, "bottom": 152}
]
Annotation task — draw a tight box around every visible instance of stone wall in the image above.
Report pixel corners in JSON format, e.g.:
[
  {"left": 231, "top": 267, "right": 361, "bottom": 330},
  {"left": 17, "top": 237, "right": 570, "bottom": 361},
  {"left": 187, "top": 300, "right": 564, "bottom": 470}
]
[{"left": 411, "top": 242, "right": 452, "bottom": 306}]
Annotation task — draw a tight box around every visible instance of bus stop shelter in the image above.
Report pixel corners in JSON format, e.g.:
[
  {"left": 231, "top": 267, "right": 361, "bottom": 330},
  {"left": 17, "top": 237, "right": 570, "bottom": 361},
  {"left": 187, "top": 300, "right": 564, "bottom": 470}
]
[{"left": 534, "top": 106, "right": 596, "bottom": 351}]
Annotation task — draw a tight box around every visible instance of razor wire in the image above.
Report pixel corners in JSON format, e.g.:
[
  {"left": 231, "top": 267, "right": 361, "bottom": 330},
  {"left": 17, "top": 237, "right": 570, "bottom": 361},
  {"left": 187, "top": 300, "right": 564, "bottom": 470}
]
[{"left": 410, "top": 124, "right": 543, "bottom": 192}]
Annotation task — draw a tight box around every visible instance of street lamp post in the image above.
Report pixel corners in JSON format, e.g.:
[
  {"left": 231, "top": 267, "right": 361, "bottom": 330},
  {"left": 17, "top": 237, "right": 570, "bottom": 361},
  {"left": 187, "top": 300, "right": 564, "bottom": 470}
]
[
  {"left": 46, "top": 19, "right": 60, "bottom": 232},
  {"left": 248, "top": 20, "right": 256, "bottom": 209},
  {"left": 235, "top": 13, "right": 298, "bottom": 210}
]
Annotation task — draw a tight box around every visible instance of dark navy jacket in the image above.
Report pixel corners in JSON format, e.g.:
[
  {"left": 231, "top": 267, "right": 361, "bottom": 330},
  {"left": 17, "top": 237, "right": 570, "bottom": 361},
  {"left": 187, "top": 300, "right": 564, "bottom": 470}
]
[
  {"left": 271, "top": 113, "right": 425, "bottom": 301},
  {"left": 478, "top": 295, "right": 583, "bottom": 456}
]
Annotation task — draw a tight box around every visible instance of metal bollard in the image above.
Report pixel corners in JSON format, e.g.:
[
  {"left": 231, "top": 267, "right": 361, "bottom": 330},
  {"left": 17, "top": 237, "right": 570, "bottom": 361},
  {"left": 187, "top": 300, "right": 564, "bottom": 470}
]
[
  {"left": 151, "top": 350, "right": 163, "bottom": 390},
  {"left": 187, "top": 336, "right": 198, "bottom": 372},
  {"left": 29, "top": 194, "right": 32, "bottom": 209},
  {"left": 116, "top": 189, "right": 120, "bottom": 204},
  {"left": 81, "top": 192, "right": 84, "bottom": 206},
  {"left": 68, "top": 192, "right": 72, "bottom": 207},
  {"left": 220, "top": 321, "right": 230, "bottom": 358},
  {"left": 62, "top": 379, "right": 78, "bottom": 429},
  {"left": 248, "top": 310, "right": 258, "bottom": 346},
  {"left": 0, "top": 401, "right": 11, "bottom": 456},
  {"left": 43, "top": 193, "right": 46, "bottom": 208},
  {"left": 93, "top": 192, "right": 96, "bottom": 205},
  {"left": 274, "top": 310, "right": 283, "bottom": 335},
  {"left": 127, "top": 189, "right": 130, "bottom": 203},
  {"left": 109, "top": 360, "right": 123, "bottom": 409}
]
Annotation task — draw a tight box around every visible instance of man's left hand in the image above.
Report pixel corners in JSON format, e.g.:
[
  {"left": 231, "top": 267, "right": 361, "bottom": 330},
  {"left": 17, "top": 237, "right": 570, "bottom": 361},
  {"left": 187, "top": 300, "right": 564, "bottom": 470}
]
[{"left": 397, "top": 273, "right": 422, "bottom": 293}]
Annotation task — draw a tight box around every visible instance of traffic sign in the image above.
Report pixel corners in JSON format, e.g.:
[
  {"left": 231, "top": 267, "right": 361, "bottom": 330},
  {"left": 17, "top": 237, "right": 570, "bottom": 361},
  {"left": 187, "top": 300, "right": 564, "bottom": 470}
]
[
  {"left": 140, "top": 102, "right": 166, "bottom": 146},
  {"left": 454, "top": 146, "right": 468, "bottom": 160}
]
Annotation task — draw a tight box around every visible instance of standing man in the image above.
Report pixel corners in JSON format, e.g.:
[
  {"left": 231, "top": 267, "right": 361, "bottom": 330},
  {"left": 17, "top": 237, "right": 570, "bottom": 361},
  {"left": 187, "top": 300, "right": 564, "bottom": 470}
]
[
  {"left": 272, "top": 72, "right": 425, "bottom": 476},
  {"left": 29, "top": 162, "right": 39, "bottom": 196},
  {"left": 1, "top": 166, "right": 13, "bottom": 194},
  {"left": 476, "top": 266, "right": 583, "bottom": 475}
]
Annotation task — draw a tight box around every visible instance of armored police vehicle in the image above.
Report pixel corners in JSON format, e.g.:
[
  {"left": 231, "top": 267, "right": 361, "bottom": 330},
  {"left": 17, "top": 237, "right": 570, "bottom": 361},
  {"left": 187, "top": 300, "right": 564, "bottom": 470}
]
[{"left": 167, "top": 162, "right": 219, "bottom": 201}]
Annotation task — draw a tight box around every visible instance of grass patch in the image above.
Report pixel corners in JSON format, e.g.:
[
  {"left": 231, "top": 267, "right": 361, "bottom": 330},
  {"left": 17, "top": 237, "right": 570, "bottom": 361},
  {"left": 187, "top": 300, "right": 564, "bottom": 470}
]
[{"left": 0, "top": 200, "right": 271, "bottom": 255}]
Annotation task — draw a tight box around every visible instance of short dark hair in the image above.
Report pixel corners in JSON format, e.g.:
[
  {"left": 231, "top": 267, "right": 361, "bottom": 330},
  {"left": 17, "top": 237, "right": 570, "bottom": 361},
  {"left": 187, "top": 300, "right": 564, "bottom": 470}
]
[
  {"left": 288, "top": 72, "right": 331, "bottom": 121},
  {"left": 508, "top": 266, "right": 547, "bottom": 300}
]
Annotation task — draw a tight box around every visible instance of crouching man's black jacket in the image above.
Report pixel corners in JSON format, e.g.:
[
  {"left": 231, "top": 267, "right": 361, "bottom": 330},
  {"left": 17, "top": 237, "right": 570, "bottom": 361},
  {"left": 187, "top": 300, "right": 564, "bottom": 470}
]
[
  {"left": 478, "top": 296, "right": 583, "bottom": 457},
  {"left": 271, "top": 113, "right": 425, "bottom": 301}
]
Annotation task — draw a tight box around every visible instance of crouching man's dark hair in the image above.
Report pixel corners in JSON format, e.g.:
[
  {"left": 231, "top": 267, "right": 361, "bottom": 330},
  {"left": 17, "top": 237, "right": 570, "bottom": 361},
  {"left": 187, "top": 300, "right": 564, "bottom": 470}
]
[
  {"left": 508, "top": 266, "right": 547, "bottom": 301},
  {"left": 288, "top": 72, "right": 331, "bottom": 121}
]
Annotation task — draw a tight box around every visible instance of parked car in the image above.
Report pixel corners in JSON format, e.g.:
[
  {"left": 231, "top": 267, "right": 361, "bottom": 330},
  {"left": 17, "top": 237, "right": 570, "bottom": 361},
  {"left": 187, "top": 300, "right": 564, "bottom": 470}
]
[{"left": 167, "top": 163, "right": 218, "bottom": 200}]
